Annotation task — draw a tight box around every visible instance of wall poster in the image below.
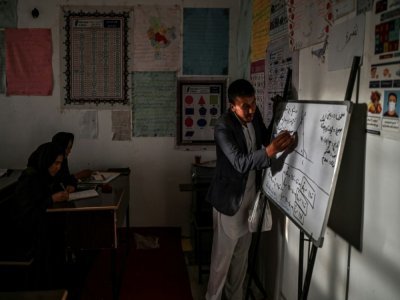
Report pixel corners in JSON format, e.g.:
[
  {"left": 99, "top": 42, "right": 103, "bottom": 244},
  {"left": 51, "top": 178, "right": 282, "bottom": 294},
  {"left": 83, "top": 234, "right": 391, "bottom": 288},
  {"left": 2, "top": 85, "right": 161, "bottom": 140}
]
[
  {"left": 177, "top": 79, "right": 226, "bottom": 146},
  {"left": 366, "top": 0, "right": 400, "bottom": 139},
  {"left": 62, "top": 9, "right": 130, "bottom": 105}
]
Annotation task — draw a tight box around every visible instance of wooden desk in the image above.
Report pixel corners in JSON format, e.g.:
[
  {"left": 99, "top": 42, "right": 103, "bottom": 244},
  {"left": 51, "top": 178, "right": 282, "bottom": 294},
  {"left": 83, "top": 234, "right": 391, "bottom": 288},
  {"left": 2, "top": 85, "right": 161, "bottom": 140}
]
[
  {"left": 47, "top": 172, "right": 130, "bottom": 299},
  {"left": 47, "top": 174, "right": 129, "bottom": 249}
]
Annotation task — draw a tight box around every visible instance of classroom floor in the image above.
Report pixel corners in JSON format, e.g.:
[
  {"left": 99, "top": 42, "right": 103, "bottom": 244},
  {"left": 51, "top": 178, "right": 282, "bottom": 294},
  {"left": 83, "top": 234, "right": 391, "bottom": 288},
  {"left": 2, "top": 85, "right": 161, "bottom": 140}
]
[
  {"left": 183, "top": 237, "right": 268, "bottom": 300},
  {"left": 182, "top": 237, "right": 209, "bottom": 300}
]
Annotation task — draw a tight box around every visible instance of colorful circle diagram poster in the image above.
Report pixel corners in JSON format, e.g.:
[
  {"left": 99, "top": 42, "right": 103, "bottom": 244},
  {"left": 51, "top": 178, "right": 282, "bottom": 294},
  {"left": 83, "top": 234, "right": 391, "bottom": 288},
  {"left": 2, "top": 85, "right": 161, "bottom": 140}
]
[{"left": 178, "top": 80, "right": 226, "bottom": 145}]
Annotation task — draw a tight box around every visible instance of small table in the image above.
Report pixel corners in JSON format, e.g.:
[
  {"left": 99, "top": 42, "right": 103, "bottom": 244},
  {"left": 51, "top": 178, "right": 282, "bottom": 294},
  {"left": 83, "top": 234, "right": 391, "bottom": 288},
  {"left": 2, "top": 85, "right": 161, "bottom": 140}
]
[{"left": 47, "top": 173, "right": 130, "bottom": 300}]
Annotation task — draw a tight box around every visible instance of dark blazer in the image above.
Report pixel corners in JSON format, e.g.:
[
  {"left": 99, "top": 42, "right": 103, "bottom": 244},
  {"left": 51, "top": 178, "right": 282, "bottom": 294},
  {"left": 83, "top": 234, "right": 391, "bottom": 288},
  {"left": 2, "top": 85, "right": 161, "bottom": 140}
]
[{"left": 206, "top": 107, "right": 272, "bottom": 216}]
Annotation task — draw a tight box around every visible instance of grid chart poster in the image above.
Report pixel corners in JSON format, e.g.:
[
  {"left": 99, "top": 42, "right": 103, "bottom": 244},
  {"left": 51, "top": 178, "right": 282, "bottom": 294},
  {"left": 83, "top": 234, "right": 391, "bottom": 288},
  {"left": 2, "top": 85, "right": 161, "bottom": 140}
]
[
  {"left": 64, "top": 10, "right": 129, "bottom": 104},
  {"left": 178, "top": 80, "right": 226, "bottom": 145}
]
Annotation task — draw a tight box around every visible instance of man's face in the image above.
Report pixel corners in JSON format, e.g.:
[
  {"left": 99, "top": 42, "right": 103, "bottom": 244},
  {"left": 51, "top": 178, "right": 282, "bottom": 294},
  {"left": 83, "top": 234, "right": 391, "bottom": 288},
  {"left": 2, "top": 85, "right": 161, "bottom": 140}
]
[
  {"left": 231, "top": 96, "right": 256, "bottom": 123},
  {"left": 389, "top": 94, "right": 397, "bottom": 104}
]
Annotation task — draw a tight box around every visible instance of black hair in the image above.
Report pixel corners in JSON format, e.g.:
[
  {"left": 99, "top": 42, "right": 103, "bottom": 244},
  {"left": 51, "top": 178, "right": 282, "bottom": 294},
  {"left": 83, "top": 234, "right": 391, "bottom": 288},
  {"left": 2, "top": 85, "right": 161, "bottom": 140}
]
[
  {"left": 227, "top": 79, "right": 255, "bottom": 104},
  {"left": 388, "top": 92, "right": 397, "bottom": 101}
]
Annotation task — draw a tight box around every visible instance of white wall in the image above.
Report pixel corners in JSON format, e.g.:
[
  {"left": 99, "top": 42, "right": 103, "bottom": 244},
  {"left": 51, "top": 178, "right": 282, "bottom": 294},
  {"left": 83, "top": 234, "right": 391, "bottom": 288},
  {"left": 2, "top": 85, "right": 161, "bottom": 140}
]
[
  {"left": 0, "top": 0, "right": 240, "bottom": 236},
  {"left": 2, "top": 2, "right": 399, "bottom": 299},
  {"left": 276, "top": 10, "right": 400, "bottom": 300}
]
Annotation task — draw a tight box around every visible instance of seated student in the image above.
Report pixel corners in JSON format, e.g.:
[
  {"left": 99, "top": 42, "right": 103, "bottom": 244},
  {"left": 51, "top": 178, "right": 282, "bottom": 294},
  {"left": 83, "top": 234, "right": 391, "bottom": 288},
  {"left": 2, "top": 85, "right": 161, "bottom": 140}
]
[
  {"left": 10, "top": 142, "right": 69, "bottom": 288},
  {"left": 52, "top": 132, "right": 92, "bottom": 193}
]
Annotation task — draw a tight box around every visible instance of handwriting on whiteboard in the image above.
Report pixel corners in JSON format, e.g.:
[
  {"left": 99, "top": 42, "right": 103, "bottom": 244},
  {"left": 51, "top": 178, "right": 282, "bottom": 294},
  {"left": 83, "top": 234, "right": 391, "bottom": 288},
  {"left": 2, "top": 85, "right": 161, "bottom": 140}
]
[{"left": 263, "top": 102, "right": 349, "bottom": 239}]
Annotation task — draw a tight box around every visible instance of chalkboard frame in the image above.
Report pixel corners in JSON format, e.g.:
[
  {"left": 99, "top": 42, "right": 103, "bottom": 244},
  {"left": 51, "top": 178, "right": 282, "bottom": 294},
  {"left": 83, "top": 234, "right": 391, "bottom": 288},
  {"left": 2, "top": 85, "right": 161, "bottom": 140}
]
[{"left": 262, "top": 100, "right": 353, "bottom": 247}]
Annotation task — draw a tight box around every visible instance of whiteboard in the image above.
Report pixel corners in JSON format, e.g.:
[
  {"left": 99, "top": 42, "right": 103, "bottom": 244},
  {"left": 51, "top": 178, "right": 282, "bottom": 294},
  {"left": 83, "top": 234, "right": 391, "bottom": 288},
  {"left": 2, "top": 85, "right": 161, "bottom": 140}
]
[{"left": 262, "top": 100, "right": 352, "bottom": 247}]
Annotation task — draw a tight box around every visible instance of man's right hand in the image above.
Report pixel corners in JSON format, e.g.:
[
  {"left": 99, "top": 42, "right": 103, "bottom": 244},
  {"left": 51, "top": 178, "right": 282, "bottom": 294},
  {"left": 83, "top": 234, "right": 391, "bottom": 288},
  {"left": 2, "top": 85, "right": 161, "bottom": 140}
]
[{"left": 266, "top": 131, "right": 296, "bottom": 158}]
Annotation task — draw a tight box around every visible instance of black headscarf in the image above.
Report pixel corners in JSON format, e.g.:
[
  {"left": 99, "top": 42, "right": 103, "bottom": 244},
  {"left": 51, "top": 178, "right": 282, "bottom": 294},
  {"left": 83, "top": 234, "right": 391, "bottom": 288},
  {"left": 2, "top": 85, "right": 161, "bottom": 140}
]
[
  {"left": 51, "top": 132, "right": 78, "bottom": 189},
  {"left": 52, "top": 132, "right": 74, "bottom": 153},
  {"left": 9, "top": 142, "right": 65, "bottom": 261},
  {"left": 27, "top": 142, "right": 65, "bottom": 176}
]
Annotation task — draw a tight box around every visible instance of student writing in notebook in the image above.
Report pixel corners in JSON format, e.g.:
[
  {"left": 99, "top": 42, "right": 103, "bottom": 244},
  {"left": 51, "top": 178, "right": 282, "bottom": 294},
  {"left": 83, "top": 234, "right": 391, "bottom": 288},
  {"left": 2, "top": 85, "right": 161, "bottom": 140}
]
[
  {"left": 52, "top": 131, "right": 92, "bottom": 192},
  {"left": 10, "top": 142, "right": 69, "bottom": 288}
]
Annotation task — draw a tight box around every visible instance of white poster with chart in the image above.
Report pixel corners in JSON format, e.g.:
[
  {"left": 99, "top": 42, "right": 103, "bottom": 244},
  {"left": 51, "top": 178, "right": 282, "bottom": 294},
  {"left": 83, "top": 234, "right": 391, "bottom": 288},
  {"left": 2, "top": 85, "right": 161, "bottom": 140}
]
[{"left": 262, "top": 100, "right": 351, "bottom": 246}]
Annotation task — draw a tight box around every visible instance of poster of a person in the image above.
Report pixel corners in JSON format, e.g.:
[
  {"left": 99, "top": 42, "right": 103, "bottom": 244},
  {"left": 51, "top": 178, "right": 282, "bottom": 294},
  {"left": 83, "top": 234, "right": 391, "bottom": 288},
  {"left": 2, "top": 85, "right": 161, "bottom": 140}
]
[
  {"left": 368, "top": 90, "right": 382, "bottom": 114},
  {"left": 383, "top": 91, "right": 400, "bottom": 118}
]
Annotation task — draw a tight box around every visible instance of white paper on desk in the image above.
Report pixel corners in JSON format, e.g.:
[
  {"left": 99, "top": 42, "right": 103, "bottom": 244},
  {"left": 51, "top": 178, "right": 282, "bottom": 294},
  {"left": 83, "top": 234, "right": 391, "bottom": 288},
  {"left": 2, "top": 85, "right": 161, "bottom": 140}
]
[
  {"left": 68, "top": 189, "right": 99, "bottom": 201},
  {"left": 89, "top": 171, "right": 120, "bottom": 183}
]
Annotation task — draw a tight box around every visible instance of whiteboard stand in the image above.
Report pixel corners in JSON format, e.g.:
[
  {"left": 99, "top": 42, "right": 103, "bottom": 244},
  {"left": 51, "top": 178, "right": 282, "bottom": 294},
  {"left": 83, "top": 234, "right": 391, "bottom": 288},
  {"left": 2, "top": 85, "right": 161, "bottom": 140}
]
[{"left": 298, "top": 232, "right": 318, "bottom": 300}]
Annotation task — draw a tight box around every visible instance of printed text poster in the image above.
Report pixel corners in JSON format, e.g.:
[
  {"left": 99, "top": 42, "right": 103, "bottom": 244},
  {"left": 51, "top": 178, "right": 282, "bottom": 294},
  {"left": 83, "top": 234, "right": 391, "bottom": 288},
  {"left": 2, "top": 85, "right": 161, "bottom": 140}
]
[
  {"left": 269, "top": 0, "right": 288, "bottom": 41},
  {"left": 250, "top": 60, "right": 266, "bottom": 120},
  {"left": 132, "top": 72, "right": 176, "bottom": 137}
]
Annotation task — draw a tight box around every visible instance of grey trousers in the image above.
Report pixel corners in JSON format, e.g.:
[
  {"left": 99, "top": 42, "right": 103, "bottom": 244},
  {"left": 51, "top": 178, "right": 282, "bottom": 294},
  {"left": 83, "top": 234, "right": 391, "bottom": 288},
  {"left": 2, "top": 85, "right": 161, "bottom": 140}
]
[{"left": 206, "top": 209, "right": 252, "bottom": 300}]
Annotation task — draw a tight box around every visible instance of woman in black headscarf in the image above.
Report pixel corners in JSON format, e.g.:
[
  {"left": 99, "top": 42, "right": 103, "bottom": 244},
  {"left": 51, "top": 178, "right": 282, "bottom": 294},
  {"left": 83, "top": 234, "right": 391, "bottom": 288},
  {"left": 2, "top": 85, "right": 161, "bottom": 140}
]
[
  {"left": 12, "top": 142, "right": 69, "bottom": 257},
  {"left": 8, "top": 142, "right": 69, "bottom": 290},
  {"left": 52, "top": 132, "right": 92, "bottom": 193}
]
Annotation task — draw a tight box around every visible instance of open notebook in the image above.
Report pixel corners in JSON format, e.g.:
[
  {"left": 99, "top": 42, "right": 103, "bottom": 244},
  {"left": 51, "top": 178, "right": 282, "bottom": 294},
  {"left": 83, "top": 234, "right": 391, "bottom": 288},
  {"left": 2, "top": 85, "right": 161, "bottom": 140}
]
[{"left": 68, "top": 189, "right": 99, "bottom": 201}]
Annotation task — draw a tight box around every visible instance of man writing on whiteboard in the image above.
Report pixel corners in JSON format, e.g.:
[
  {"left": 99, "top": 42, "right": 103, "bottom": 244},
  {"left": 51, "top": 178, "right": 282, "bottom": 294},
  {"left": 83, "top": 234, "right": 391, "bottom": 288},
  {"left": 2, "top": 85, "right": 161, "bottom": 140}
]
[{"left": 205, "top": 79, "right": 295, "bottom": 300}]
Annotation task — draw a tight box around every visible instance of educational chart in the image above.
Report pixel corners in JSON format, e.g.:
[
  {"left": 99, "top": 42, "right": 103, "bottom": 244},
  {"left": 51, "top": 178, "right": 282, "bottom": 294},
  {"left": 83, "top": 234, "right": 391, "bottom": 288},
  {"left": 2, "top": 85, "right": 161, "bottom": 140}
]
[
  {"left": 63, "top": 10, "right": 129, "bottom": 104},
  {"left": 262, "top": 101, "right": 351, "bottom": 246},
  {"left": 132, "top": 72, "right": 176, "bottom": 137},
  {"left": 250, "top": 60, "right": 266, "bottom": 120},
  {"left": 178, "top": 80, "right": 225, "bottom": 145},
  {"left": 367, "top": 1, "right": 400, "bottom": 138}
]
